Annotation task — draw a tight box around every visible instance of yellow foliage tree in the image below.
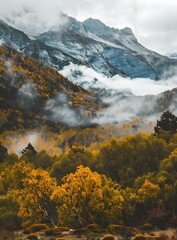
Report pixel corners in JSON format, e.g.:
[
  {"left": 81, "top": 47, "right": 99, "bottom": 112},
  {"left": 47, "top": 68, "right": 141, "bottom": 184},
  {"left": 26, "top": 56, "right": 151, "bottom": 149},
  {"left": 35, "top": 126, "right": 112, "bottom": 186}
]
[
  {"left": 138, "top": 179, "right": 160, "bottom": 204},
  {"left": 52, "top": 166, "right": 124, "bottom": 227},
  {"left": 13, "top": 168, "right": 57, "bottom": 225}
]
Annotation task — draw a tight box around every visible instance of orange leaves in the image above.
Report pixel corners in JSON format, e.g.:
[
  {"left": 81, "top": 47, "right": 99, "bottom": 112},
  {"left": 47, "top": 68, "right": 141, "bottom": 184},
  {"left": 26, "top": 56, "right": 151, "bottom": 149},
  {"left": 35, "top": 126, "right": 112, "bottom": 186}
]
[
  {"left": 138, "top": 179, "right": 160, "bottom": 203},
  {"left": 52, "top": 166, "right": 124, "bottom": 226},
  {"left": 13, "top": 167, "right": 57, "bottom": 221}
]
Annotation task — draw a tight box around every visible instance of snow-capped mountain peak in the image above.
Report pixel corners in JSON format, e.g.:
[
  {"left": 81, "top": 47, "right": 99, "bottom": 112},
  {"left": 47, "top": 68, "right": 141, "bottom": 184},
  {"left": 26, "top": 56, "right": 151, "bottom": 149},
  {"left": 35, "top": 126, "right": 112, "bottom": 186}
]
[{"left": 1, "top": 14, "right": 177, "bottom": 80}]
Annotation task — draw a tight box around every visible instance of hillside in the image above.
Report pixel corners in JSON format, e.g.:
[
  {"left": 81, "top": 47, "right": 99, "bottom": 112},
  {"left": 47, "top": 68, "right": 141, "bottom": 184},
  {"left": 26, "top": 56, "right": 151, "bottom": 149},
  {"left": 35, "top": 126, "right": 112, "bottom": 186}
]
[{"left": 0, "top": 44, "right": 104, "bottom": 132}]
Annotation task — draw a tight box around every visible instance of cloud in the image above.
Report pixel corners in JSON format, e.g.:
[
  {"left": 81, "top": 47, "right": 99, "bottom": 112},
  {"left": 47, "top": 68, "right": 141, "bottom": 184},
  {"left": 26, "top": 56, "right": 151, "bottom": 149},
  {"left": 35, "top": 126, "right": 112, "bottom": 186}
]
[
  {"left": 6, "top": 132, "right": 40, "bottom": 155},
  {"left": 17, "top": 83, "right": 38, "bottom": 109},
  {"left": 0, "top": 39, "right": 4, "bottom": 46},
  {"left": 61, "top": 63, "right": 177, "bottom": 125},
  {"left": 61, "top": 63, "right": 177, "bottom": 96},
  {"left": 45, "top": 92, "right": 80, "bottom": 127},
  {"left": 1, "top": 0, "right": 177, "bottom": 53},
  {"left": 19, "top": 83, "right": 38, "bottom": 98}
]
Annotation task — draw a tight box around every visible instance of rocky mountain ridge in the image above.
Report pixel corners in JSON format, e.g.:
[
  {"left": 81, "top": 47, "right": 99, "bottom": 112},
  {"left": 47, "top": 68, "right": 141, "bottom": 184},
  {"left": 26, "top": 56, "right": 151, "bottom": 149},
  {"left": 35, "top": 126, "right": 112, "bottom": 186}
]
[{"left": 1, "top": 15, "right": 177, "bottom": 79}]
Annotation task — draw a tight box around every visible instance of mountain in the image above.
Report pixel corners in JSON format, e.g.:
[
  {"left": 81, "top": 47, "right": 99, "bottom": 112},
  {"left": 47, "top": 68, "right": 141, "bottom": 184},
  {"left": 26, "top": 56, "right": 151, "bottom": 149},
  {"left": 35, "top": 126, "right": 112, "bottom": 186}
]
[
  {"left": 1, "top": 15, "right": 177, "bottom": 80},
  {"left": 166, "top": 52, "right": 177, "bottom": 59},
  {"left": 0, "top": 44, "right": 104, "bottom": 132},
  {"left": 94, "top": 85, "right": 177, "bottom": 125},
  {"left": 0, "top": 19, "right": 30, "bottom": 48}
]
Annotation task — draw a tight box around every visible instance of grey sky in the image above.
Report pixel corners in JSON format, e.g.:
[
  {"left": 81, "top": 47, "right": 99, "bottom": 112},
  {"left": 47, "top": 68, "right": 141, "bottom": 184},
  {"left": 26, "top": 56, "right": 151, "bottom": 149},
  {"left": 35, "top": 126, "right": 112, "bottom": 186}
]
[{"left": 0, "top": 0, "right": 177, "bottom": 54}]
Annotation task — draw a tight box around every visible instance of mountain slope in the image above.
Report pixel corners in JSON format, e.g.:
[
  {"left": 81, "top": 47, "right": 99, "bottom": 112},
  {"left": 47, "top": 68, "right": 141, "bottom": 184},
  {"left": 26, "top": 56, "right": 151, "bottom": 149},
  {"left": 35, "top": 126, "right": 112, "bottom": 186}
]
[
  {"left": 1, "top": 16, "right": 177, "bottom": 80},
  {"left": 0, "top": 19, "right": 30, "bottom": 48},
  {"left": 0, "top": 44, "right": 104, "bottom": 132}
]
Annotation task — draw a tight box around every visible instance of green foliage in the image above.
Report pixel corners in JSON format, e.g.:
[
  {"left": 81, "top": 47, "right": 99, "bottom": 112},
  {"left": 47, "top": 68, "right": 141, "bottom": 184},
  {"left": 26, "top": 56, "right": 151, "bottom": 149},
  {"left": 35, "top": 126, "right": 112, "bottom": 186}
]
[
  {"left": 44, "top": 228, "right": 62, "bottom": 236},
  {"left": 24, "top": 224, "right": 49, "bottom": 233},
  {"left": 27, "top": 233, "right": 38, "bottom": 240},
  {"left": 141, "top": 223, "right": 153, "bottom": 231},
  {"left": 50, "top": 149, "right": 95, "bottom": 182},
  {"left": 2, "top": 128, "right": 177, "bottom": 232},
  {"left": 154, "top": 110, "right": 177, "bottom": 135},
  {"left": 107, "top": 224, "right": 126, "bottom": 234},
  {"left": 86, "top": 223, "right": 101, "bottom": 230},
  {"left": 98, "top": 134, "right": 169, "bottom": 186}
]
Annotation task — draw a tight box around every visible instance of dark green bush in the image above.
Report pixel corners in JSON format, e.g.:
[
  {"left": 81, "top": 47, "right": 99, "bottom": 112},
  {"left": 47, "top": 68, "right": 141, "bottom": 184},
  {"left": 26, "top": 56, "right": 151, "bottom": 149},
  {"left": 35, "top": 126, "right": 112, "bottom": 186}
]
[
  {"left": 24, "top": 224, "right": 49, "bottom": 234},
  {"left": 45, "top": 228, "right": 62, "bottom": 236},
  {"left": 141, "top": 223, "right": 153, "bottom": 231},
  {"left": 102, "top": 234, "right": 115, "bottom": 240},
  {"left": 86, "top": 224, "right": 101, "bottom": 230},
  {"left": 27, "top": 233, "right": 38, "bottom": 240},
  {"left": 107, "top": 224, "right": 126, "bottom": 234},
  {"left": 23, "top": 228, "right": 32, "bottom": 234}
]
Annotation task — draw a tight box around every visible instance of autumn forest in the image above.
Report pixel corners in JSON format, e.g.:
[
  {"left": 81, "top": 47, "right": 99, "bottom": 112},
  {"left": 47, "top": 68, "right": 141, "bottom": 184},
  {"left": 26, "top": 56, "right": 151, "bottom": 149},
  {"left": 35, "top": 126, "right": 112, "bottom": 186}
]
[{"left": 1, "top": 44, "right": 177, "bottom": 240}]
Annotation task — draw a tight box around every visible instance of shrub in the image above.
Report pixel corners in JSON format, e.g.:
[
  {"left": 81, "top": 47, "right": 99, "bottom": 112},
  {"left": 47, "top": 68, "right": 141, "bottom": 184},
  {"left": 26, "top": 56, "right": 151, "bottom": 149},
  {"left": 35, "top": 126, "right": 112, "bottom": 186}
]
[
  {"left": 21, "top": 221, "right": 31, "bottom": 229},
  {"left": 86, "top": 224, "right": 101, "bottom": 230},
  {"left": 107, "top": 224, "right": 126, "bottom": 234},
  {"left": 27, "top": 233, "right": 38, "bottom": 240},
  {"left": 45, "top": 228, "right": 62, "bottom": 236},
  {"left": 102, "top": 234, "right": 115, "bottom": 240},
  {"left": 133, "top": 234, "right": 147, "bottom": 240},
  {"left": 24, "top": 224, "right": 49, "bottom": 234},
  {"left": 133, "top": 234, "right": 157, "bottom": 240},
  {"left": 23, "top": 228, "right": 32, "bottom": 234},
  {"left": 141, "top": 223, "right": 153, "bottom": 231},
  {"left": 86, "top": 232, "right": 100, "bottom": 239},
  {"left": 30, "top": 223, "right": 49, "bottom": 232}
]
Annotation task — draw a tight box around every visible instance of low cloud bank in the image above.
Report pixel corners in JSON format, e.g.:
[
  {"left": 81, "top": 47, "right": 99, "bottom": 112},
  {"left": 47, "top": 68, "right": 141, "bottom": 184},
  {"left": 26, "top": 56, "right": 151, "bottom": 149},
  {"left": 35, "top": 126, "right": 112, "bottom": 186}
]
[
  {"left": 61, "top": 63, "right": 177, "bottom": 96},
  {"left": 61, "top": 63, "right": 177, "bottom": 125}
]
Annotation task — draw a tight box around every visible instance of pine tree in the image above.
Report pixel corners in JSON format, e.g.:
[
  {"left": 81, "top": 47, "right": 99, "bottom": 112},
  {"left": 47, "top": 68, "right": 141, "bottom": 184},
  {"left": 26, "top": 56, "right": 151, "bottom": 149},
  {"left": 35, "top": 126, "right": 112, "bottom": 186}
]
[
  {"left": 154, "top": 110, "right": 177, "bottom": 135},
  {"left": 21, "top": 143, "right": 37, "bottom": 155}
]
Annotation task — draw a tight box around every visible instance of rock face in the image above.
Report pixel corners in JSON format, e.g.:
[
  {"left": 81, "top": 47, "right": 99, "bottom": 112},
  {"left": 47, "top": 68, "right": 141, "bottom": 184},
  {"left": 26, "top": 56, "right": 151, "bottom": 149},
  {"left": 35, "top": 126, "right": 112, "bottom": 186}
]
[
  {"left": 1, "top": 15, "right": 177, "bottom": 80},
  {"left": 0, "top": 19, "right": 30, "bottom": 48}
]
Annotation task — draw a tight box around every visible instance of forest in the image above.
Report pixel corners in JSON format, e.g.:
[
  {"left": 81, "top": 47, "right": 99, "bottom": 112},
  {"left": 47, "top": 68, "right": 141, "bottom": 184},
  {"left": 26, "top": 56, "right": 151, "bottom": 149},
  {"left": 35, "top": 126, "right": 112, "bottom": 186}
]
[
  {"left": 1, "top": 111, "right": 177, "bottom": 240},
  {"left": 1, "top": 43, "right": 177, "bottom": 239}
]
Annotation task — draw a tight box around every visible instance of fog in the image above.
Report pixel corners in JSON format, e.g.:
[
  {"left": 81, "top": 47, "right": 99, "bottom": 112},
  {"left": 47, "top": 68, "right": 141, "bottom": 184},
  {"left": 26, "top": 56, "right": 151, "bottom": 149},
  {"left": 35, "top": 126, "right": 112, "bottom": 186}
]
[
  {"left": 61, "top": 63, "right": 177, "bottom": 96},
  {"left": 61, "top": 63, "right": 177, "bottom": 125},
  {"left": 45, "top": 93, "right": 80, "bottom": 127}
]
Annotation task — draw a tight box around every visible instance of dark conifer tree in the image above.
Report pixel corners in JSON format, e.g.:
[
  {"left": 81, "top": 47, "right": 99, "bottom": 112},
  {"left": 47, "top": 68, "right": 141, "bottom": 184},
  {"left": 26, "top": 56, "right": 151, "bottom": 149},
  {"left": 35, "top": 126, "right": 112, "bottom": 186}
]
[{"left": 154, "top": 110, "right": 177, "bottom": 135}]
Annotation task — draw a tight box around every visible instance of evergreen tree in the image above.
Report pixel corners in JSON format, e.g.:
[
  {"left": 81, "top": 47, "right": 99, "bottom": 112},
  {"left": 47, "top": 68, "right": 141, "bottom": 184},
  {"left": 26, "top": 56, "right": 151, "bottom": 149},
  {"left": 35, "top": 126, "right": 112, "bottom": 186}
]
[
  {"left": 21, "top": 143, "right": 37, "bottom": 155},
  {"left": 154, "top": 110, "right": 177, "bottom": 135}
]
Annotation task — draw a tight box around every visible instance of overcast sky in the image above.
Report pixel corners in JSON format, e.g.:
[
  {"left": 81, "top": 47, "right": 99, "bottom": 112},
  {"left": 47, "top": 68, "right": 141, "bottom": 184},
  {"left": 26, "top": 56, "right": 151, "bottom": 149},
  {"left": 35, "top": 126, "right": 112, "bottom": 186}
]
[{"left": 1, "top": 0, "right": 177, "bottom": 54}]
